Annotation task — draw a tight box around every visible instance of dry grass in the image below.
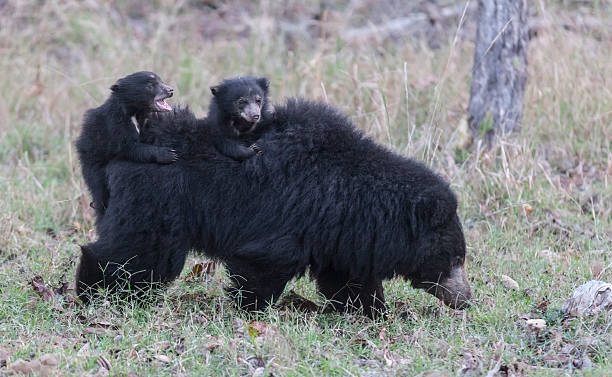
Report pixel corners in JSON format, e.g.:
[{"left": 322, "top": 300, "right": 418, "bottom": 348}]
[{"left": 0, "top": 0, "right": 611, "bottom": 376}]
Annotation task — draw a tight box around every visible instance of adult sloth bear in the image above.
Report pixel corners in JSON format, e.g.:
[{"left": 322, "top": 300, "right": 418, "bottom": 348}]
[{"left": 76, "top": 96, "right": 472, "bottom": 317}]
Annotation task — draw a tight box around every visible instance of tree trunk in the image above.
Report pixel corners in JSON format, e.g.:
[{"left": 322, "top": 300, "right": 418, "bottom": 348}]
[{"left": 468, "top": 0, "right": 528, "bottom": 148}]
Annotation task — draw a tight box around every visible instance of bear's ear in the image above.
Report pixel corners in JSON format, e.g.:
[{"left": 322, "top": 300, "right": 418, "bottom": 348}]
[
  {"left": 210, "top": 85, "right": 221, "bottom": 96},
  {"left": 409, "top": 190, "right": 457, "bottom": 237},
  {"left": 110, "top": 84, "right": 119, "bottom": 92},
  {"left": 257, "top": 77, "right": 270, "bottom": 92}
]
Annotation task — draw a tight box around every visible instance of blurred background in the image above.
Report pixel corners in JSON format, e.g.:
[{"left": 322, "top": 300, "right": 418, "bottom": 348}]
[{"left": 0, "top": 1, "right": 611, "bottom": 375}]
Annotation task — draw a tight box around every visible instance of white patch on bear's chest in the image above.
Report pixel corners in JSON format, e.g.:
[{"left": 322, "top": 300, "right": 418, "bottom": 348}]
[{"left": 131, "top": 115, "right": 140, "bottom": 134}]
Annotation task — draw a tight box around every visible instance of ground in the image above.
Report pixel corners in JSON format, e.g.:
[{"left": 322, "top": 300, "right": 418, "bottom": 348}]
[{"left": 0, "top": 1, "right": 610, "bottom": 376}]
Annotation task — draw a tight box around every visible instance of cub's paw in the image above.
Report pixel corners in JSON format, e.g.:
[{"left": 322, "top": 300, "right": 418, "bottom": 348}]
[
  {"left": 157, "top": 148, "right": 179, "bottom": 164},
  {"left": 249, "top": 143, "right": 263, "bottom": 156}
]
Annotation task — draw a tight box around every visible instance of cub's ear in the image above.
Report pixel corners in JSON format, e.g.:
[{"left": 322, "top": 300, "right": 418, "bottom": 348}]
[
  {"left": 257, "top": 77, "right": 270, "bottom": 92},
  {"left": 409, "top": 189, "right": 457, "bottom": 237},
  {"left": 110, "top": 84, "right": 119, "bottom": 92},
  {"left": 210, "top": 85, "right": 220, "bottom": 96}
]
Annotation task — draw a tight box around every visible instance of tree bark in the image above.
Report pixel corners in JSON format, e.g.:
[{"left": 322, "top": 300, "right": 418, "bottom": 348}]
[{"left": 468, "top": 0, "right": 528, "bottom": 148}]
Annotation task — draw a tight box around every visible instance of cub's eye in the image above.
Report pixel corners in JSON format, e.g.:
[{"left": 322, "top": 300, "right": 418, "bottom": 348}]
[
  {"left": 255, "top": 98, "right": 262, "bottom": 104},
  {"left": 238, "top": 99, "right": 248, "bottom": 105}
]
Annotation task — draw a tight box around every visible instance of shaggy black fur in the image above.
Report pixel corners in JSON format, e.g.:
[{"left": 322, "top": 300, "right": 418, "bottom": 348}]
[
  {"left": 207, "top": 77, "right": 271, "bottom": 160},
  {"left": 76, "top": 98, "right": 471, "bottom": 316},
  {"left": 75, "top": 71, "right": 178, "bottom": 217}
]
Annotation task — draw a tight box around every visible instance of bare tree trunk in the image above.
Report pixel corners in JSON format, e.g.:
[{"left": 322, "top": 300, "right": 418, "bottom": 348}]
[{"left": 468, "top": 0, "right": 528, "bottom": 148}]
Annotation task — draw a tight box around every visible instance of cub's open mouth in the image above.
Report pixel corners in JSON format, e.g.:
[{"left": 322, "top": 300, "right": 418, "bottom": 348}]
[
  {"left": 154, "top": 96, "right": 172, "bottom": 112},
  {"left": 154, "top": 83, "right": 173, "bottom": 112}
]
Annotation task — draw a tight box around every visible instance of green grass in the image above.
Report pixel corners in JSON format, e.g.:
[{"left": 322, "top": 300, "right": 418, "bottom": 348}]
[{"left": 1, "top": 1, "right": 611, "bottom": 376}]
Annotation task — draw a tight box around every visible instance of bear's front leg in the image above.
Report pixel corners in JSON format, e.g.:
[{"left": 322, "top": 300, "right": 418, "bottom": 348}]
[{"left": 224, "top": 258, "right": 292, "bottom": 312}]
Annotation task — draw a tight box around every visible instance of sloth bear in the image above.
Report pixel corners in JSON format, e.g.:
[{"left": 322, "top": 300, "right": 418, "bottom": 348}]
[
  {"left": 76, "top": 93, "right": 472, "bottom": 317},
  {"left": 207, "top": 77, "right": 271, "bottom": 160},
  {"left": 76, "top": 72, "right": 178, "bottom": 217}
]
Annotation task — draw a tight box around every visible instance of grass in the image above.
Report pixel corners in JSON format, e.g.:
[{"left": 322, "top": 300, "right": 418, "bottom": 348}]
[{"left": 0, "top": 0, "right": 611, "bottom": 375}]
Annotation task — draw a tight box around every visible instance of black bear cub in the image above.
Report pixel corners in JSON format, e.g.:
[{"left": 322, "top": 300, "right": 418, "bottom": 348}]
[
  {"left": 207, "top": 76, "right": 270, "bottom": 160},
  {"left": 76, "top": 71, "right": 178, "bottom": 217}
]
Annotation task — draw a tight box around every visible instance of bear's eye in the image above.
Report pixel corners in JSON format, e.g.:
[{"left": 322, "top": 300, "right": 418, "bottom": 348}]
[
  {"left": 238, "top": 98, "right": 248, "bottom": 105},
  {"left": 255, "top": 97, "right": 262, "bottom": 104}
]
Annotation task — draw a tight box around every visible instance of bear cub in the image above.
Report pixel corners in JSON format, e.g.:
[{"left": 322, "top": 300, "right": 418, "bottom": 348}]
[
  {"left": 207, "top": 76, "right": 270, "bottom": 160},
  {"left": 76, "top": 71, "right": 178, "bottom": 217}
]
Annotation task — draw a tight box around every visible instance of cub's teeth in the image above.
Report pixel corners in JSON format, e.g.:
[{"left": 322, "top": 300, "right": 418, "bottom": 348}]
[{"left": 157, "top": 99, "right": 171, "bottom": 111}]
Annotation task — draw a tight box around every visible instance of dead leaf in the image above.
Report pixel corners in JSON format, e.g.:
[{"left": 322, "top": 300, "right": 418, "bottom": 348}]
[
  {"left": 539, "top": 249, "right": 561, "bottom": 263},
  {"left": 277, "top": 290, "right": 321, "bottom": 312},
  {"left": 0, "top": 346, "right": 9, "bottom": 367},
  {"left": 156, "top": 341, "right": 172, "bottom": 351},
  {"left": 176, "top": 338, "right": 186, "bottom": 355},
  {"left": 191, "top": 263, "right": 204, "bottom": 277},
  {"left": 83, "top": 321, "right": 116, "bottom": 336},
  {"left": 416, "top": 371, "right": 451, "bottom": 377},
  {"left": 96, "top": 355, "right": 111, "bottom": 371},
  {"left": 500, "top": 275, "right": 519, "bottom": 291},
  {"left": 177, "top": 293, "right": 201, "bottom": 301},
  {"left": 77, "top": 343, "right": 91, "bottom": 356},
  {"left": 589, "top": 263, "right": 604, "bottom": 279},
  {"left": 155, "top": 320, "right": 179, "bottom": 330},
  {"left": 54, "top": 274, "right": 69, "bottom": 296},
  {"left": 374, "top": 345, "right": 411, "bottom": 367},
  {"left": 535, "top": 300, "right": 550, "bottom": 312},
  {"left": 572, "top": 356, "right": 593, "bottom": 369},
  {"left": 92, "top": 366, "right": 110, "bottom": 376},
  {"left": 543, "top": 352, "right": 570, "bottom": 367},
  {"left": 378, "top": 328, "right": 386, "bottom": 341},
  {"left": 247, "top": 321, "right": 269, "bottom": 338},
  {"left": 30, "top": 276, "right": 54, "bottom": 301},
  {"left": 232, "top": 317, "right": 245, "bottom": 337},
  {"left": 205, "top": 336, "right": 222, "bottom": 352},
  {"left": 525, "top": 318, "right": 547, "bottom": 331},
  {"left": 389, "top": 333, "right": 411, "bottom": 345},
  {"left": 8, "top": 359, "right": 42, "bottom": 374},
  {"left": 83, "top": 327, "right": 108, "bottom": 336},
  {"left": 187, "top": 262, "right": 216, "bottom": 280},
  {"left": 523, "top": 203, "right": 533, "bottom": 215},
  {"left": 457, "top": 352, "right": 480, "bottom": 376},
  {"left": 39, "top": 354, "right": 58, "bottom": 367},
  {"left": 248, "top": 356, "right": 265, "bottom": 369},
  {"left": 93, "top": 321, "right": 114, "bottom": 328},
  {"left": 153, "top": 354, "right": 171, "bottom": 363},
  {"left": 352, "top": 333, "right": 376, "bottom": 349},
  {"left": 195, "top": 315, "right": 209, "bottom": 327},
  {"left": 45, "top": 228, "right": 57, "bottom": 239},
  {"left": 124, "top": 349, "right": 139, "bottom": 360}
]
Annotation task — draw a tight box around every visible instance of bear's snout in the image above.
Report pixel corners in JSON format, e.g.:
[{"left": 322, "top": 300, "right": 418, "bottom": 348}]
[{"left": 435, "top": 265, "right": 472, "bottom": 309}]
